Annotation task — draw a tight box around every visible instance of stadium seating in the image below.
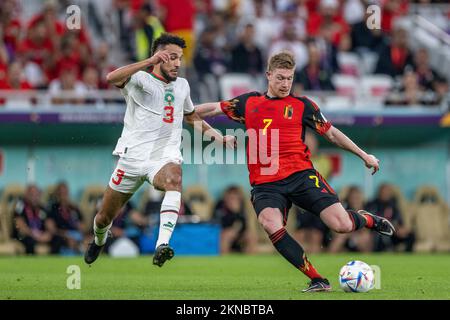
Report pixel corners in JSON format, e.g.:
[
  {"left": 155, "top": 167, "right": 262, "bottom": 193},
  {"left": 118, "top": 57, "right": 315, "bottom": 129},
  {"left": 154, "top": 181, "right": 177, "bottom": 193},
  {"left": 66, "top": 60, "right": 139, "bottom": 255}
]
[
  {"left": 322, "top": 95, "right": 353, "bottom": 110},
  {"left": 411, "top": 186, "right": 450, "bottom": 252},
  {"left": 182, "top": 185, "right": 214, "bottom": 222},
  {"left": 331, "top": 74, "right": 359, "bottom": 97},
  {"left": 337, "top": 52, "right": 362, "bottom": 77},
  {"left": 360, "top": 75, "right": 394, "bottom": 99},
  {"left": 0, "top": 184, "right": 26, "bottom": 255},
  {"left": 359, "top": 51, "right": 379, "bottom": 75}
]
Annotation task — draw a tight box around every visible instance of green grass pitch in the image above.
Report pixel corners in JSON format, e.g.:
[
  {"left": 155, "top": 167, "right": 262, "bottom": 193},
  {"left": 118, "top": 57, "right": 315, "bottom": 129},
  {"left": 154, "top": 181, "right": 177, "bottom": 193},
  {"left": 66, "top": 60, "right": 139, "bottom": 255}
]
[{"left": 1, "top": 253, "right": 449, "bottom": 300}]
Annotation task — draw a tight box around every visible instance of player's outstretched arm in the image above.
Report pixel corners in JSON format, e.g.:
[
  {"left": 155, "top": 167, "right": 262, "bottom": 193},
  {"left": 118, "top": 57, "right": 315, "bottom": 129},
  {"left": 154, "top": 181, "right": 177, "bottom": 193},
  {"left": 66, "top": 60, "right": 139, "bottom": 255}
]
[
  {"left": 194, "top": 102, "right": 223, "bottom": 119},
  {"left": 323, "top": 125, "right": 380, "bottom": 175},
  {"left": 184, "top": 111, "right": 236, "bottom": 149},
  {"left": 106, "top": 50, "right": 171, "bottom": 87}
]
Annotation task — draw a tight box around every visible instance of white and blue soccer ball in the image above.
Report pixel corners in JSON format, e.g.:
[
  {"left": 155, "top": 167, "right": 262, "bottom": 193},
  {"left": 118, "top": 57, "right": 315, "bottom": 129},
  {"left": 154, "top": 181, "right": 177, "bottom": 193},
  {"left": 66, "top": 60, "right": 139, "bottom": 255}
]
[{"left": 339, "top": 260, "right": 375, "bottom": 293}]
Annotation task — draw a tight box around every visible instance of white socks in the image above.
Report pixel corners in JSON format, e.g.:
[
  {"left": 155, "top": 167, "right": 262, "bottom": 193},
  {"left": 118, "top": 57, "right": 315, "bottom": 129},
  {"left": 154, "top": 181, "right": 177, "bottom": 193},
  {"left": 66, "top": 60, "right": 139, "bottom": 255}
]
[
  {"left": 94, "top": 218, "right": 112, "bottom": 246},
  {"left": 156, "top": 191, "right": 181, "bottom": 248}
]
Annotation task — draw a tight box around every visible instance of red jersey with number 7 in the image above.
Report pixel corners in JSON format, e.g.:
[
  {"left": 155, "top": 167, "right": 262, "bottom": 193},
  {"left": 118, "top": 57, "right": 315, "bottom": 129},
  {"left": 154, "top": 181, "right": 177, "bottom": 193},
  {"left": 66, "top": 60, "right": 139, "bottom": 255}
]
[{"left": 220, "top": 92, "right": 332, "bottom": 185}]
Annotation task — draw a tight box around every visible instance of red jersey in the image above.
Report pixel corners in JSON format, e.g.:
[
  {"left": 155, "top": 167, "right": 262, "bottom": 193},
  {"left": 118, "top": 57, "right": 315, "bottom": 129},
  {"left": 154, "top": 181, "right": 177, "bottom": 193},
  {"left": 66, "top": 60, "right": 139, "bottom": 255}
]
[{"left": 220, "top": 93, "right": 331, "bottom": 186}]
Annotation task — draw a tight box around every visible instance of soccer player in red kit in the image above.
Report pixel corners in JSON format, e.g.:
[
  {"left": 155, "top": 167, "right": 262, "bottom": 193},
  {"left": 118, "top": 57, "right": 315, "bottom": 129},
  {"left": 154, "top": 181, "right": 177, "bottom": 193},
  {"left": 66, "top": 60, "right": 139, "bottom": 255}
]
[{"left": 195, "top": 52, "right": 395, "bottom": 292}]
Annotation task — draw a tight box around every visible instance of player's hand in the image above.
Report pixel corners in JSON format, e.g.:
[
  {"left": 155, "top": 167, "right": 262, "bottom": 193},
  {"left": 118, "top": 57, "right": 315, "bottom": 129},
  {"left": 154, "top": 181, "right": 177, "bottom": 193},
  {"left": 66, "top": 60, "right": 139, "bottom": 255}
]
[
  {"left": 147, "top": 50, "right": 171, "bottom": 66},
  {"left": 364, "top": 154, "right": 380, "bottom": 175},
  {"left": 223, "top": 135, "right": 236, "bottom": 149}
]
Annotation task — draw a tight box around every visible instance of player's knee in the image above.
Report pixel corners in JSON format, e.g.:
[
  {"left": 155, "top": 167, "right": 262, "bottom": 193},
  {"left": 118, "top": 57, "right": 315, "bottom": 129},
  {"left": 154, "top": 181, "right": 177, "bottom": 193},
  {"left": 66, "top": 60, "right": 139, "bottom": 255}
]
[
  {"left": 333, "top": 218, "right": 353, "bottom": 233},
  {"left": 258, "top": 211, "right": 282, "bottom": 234},
  {"left": 164, "top": 174, "right": 182, "bottom": 191}
]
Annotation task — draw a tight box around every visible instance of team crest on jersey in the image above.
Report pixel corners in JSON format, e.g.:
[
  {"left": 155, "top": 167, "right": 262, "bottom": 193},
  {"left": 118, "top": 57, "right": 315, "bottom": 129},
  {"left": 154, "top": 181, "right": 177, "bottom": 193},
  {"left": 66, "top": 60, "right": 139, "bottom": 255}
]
[
  {"left": 164, "top": 92, "right": 174, "bottom": 106},
  {"left": 283, "top": 105, "right": 293, "bottom": 119}
]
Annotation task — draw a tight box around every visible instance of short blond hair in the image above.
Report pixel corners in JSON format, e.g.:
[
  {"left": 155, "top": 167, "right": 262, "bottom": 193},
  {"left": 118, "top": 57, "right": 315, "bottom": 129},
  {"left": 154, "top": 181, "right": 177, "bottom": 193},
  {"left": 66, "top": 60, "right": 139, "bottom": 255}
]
[{"left": 267, "top": 51, "right": 296, "bottom": 72}]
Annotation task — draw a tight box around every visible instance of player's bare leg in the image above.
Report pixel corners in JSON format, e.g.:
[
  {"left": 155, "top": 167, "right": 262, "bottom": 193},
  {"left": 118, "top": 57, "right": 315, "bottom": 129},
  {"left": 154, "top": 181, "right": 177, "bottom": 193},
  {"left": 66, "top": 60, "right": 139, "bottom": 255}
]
[
  {"left": 84, "top": 187, "right": 133, "bottom": 264},
  {"left": 320, "top": 202, "right": 395, "bottom": 236},
  {"left": 151, "top": 162, "right": 182, "bottom": 267},
  {"left": 257, "top": 208, "right": 331, "bottom": 292}
]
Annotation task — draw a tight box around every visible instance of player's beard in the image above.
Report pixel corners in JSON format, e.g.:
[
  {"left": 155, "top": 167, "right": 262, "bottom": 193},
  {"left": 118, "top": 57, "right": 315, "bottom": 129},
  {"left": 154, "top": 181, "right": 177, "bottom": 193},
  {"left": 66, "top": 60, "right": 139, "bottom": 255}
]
[{"left": 161, "top": 66, "right": 177, "bottom": 82}]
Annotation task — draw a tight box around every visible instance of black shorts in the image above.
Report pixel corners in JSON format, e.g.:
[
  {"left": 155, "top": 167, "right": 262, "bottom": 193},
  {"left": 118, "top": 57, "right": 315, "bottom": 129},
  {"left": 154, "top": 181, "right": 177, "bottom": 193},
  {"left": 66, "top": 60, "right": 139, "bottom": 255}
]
[{"left": 250, "top": 169, "right": 340, "bottom": 225}]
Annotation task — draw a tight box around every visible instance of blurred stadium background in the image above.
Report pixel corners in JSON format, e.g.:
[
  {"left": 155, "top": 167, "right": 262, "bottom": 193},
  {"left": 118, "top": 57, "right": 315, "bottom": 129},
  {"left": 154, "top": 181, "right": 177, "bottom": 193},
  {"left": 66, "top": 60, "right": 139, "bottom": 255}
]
[{"left": 0, "top": 0, "right": 449, "bottom": 259}]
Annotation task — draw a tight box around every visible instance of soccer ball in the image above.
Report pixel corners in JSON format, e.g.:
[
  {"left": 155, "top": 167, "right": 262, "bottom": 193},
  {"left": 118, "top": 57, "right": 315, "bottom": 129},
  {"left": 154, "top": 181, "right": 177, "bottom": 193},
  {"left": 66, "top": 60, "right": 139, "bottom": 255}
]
[{"left": 339, "top": 260, "right": 375, "bottom": 293}]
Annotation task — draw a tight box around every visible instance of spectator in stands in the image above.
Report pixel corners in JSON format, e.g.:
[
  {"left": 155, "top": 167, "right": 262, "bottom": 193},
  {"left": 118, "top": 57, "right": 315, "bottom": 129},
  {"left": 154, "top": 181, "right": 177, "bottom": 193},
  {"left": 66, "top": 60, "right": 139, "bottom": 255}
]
[
  {"left": 25, "top": 0, "right": 64, "bottom": 78},
  {"left": 385, "top": 69, "right": 442, "bottom": 106},
  {"left": 433, "top": 79, "right": 449, "bottom": 105},
  {"left": 375, "top": 27, "right": 414, "bottom": 78},
  {"left": 94, "top": 42, "right": 117, "bottom": 89},
  {"left": 131, "top": 4, "right": 165, "bottom": 62},
  {"left": 295, "top": 42, "right": 335, "bottom": 92},
  {"left": 269, "top": 26, "right": 308, "bottom": 72},
  {"left": 280, "top": 3, "right": 307, "bottom": 42},
  {"left": 48, "top": 65, "right": 87, "bottom": 105},
  {"left": 413, "top": 48, "right": 447, "bottom": 93},
  {"left": 366, "top": 183, "right": 415, "bottom": 252},
  {"left": 114, "top": 0, "right": 133, "bottom": 53},
  {"left": 381, "top": 0, "right": 409, "bottom": 34},
  {"left": 313, "top": 23, "right": 339, "bottom": 74},
  {"left": 328, "top": 185, "right": 373, "bottom": 253},
  {"left": 28, "top": 0, "right": 65, "bottom": 40},
  {"left": 207, "top": 11, "right": 237, "bottom": 55},
  {"left": 17, "top": 18, "right": 56, "bottom": 85},
  {"left": 193, "top": 27, "right": 228, "bottom": 79},
  {"left": 213, "top": 186, "right": 254, "bottom": 254},
  {"left": 0, "top": 61, "right": 33, "bottom": 106},
  {"left": 294, "top": 131, "right": 332, "bottom": 253},
  {"left": 306, "top": 0, "right": 350, "bottom": 47},
  {"left": 0, "top": 0, "right": 22, "bottom": 58},
  {"left": 47, "top": 182, "right": 85, "bottom": 255},
  {"left": 350, "top": 5, "right": 384, "bottom": 53},
  {"left": 81, "top": 66, "right": 103, "bottom": 104},
  {"left": 54, "top": 34, "right": 84, "bottom": 81},
  {"left": 63, "top": 22, "right": 92, "bottom": 61},
  {"left": 0, "top": 42, "right": 8, "bottom": 82},
  {"left": 413, "top": 48, "right": 449, "bottom": 105},
  {"left": 240, "top": 0, "right": 283, "bottom": 53},
  {"left": 229, "top": 23, "right": 264, "bottom": 75},
  {"left": 82, "top": 66, "right": 100, "bottom": 91},
  {"left": 0, "top": 61, "right": 32, "bottom": 90},
  {"left": 13, "top": 185, "right": 62, "bottom": 254}
]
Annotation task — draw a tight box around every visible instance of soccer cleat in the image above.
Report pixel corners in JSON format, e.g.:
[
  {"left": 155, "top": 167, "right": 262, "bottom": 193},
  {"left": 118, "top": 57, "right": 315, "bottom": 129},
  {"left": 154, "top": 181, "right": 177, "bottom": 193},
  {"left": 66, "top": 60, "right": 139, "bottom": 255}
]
[
  {"left": 358, "top": 210, "right": 396, "bottom": 236},
  {"left": 84, "top": 231, "right": 111, "bottom": 265},
  {"left": 302, "top": 278, "right": 332, "bottom": 293},
  {"left": 153, "top": 244, "right": 174, "bottom": 267}
]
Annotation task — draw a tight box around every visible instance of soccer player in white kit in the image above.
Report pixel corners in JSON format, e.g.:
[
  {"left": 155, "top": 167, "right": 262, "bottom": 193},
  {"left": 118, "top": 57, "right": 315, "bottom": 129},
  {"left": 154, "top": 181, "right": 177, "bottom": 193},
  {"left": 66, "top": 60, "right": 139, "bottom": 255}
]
[{"left": 84, "top": 34, "right": 235, "bottom": 266}]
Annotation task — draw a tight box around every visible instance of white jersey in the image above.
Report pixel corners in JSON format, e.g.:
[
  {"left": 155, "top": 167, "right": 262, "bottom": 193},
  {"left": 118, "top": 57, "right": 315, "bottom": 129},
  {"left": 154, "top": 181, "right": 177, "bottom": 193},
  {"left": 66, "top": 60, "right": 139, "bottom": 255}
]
[{"left": 113, "top": 71, "right": 194, "bottom": 162}]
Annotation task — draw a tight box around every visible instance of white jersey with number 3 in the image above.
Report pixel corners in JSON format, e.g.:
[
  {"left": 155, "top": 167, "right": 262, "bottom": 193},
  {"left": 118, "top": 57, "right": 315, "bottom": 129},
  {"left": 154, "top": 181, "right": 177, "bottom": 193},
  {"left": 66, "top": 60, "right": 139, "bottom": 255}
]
[{"left": 113, "top": 71, "right": 194, "bottom": 162}]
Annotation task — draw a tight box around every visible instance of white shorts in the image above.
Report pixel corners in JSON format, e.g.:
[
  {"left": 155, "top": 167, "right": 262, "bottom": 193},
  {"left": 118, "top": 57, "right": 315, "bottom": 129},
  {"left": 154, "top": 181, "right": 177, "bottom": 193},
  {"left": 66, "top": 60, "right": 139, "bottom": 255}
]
[{"left": 108, "top": 156, "right": 182, "bottom": 194}]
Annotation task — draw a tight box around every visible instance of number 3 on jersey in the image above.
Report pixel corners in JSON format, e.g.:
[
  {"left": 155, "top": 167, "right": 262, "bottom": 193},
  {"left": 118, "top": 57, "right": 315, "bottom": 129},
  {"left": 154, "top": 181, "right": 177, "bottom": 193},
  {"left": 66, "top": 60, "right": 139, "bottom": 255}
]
[{"left": 163, "top": 106, "right": 174, "bottom": 123}]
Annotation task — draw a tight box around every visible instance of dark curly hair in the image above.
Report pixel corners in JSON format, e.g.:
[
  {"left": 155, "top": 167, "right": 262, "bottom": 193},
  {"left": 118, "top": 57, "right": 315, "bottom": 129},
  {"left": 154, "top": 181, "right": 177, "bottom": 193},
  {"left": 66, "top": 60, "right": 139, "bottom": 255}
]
[{"left": 151, "top": 33, "right": 187, "bottom": 55}]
